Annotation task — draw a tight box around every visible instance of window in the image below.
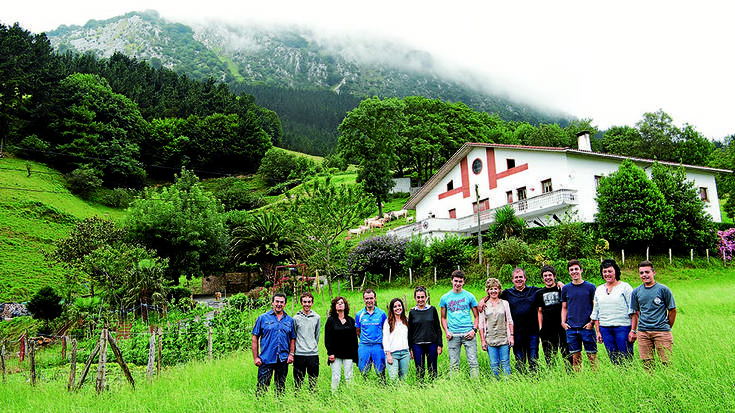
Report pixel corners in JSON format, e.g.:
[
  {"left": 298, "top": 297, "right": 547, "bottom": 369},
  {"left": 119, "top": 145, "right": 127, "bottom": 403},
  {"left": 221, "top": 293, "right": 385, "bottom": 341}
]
[
  {"left": 447, "top": 180, "right": 454, "bottom": 191},
  {"left": 699, "top": 187, "right": 709, "bottom": 202},
  {"left": 541, "top": 179, "right": 553, "bottom": 193},
  {"left": 448, "top": 208, "right": 457, "bottom": 218},
  {"left": 517, "top": 187, "right": 527, "bottom": 210},
  {"left": 472, "top": 158, "right": 483, "bottom": 174},
  {"left": 506, "top": 191, "right": 513, "bottom": 204},
  {"left": 594, "top": 175, "right": 602, "bottom": 189},
  {"left": 507, "top": 159, "right": 516, "bottom": 169},
  {"left": 472, "top": 198, "right": 490, "bottom": 213}
]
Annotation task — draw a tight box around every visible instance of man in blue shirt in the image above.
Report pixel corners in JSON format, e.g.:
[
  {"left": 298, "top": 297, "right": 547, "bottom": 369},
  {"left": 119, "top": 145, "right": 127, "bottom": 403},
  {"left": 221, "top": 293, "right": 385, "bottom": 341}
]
[
  {"left": 355, "top": 288, "right": 387, "bottom": 377},
  {"left": 440, "top": 270, "right": 479, "bottom": 378},
  {"left": 561, "top": 259, "right": 598, "bottom": 371},
  {"left": 251, "top": 292, "right": 295, "bottom": 396}
]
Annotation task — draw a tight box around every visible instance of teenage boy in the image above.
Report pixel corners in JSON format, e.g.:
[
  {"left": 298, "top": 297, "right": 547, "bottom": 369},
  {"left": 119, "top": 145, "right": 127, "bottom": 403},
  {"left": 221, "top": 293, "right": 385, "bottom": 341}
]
[
  {"left": 561, "top": 259, "right": 598, "bottom": 371},
  {"left": 292, "top": 292, "right": 320, "bottom": 392},
  {"left": 440, "top": 270, "right": 479, "bottom": 378},
  {"left": 356, "top": 289, "right": 387, "bottom": 377},
  {"left": 252, "top": 293, "right": 295, "bottom": 397},
  {"left": 534, "top": 265, "right": 572, "bottom": 368},
  {"left": 629, "top": 261, "right": 677, "bottom": 370}
]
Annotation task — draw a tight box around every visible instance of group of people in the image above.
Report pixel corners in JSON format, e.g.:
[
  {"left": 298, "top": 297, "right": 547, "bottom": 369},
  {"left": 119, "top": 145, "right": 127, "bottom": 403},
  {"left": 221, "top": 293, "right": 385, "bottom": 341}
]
[{"left": 250, "top": 259, "right": 676, "bottom": 395}]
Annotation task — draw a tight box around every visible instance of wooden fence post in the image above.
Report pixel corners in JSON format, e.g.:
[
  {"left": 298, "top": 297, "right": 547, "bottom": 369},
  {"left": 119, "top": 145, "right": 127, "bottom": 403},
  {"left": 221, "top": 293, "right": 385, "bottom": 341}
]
[
  {"left": 622, "top": 250, "right": 625, "bottom": 265},
  {"left": 691, "top": 249, "right": 694, "bottom": 261},
  {"left": 707, "top": 249, "right": 710, "bottom": 262},
  {"left": 389, "top": 268, "right": 392, "bottom": 283},
  {"left": 208, "top": 327, "right": 213, "bottom": 362},
  {"left": 669, "top": 249, "right": 672, "bottom": 264},
  {"left": 61, "top": 335, "right": 67, "bottom": 360},
  {"left": 1, "top": 340, "right": 6, "bottom": 383},
  {"left": 646, "top": 247, "right": 649, "bottom": 261},
  {"left": 156, "top": 328, "right": 162, "bottom": 376},
  {"left": 95, "top": 327, "right": 108, "bottom": 394},
  {"left": 76, "top": 341, "right": 101, "bottom": 391},
  {"left": 106, "top": 330, "right": 135, "bottom": 388},
  {"left": 29, "top": 338, "right": 36, "bottom": 386},
  {"left": 350, "top": 276, "right": 354, "bottom": 291},
  {"left": 409, "top": 268, "right": 413, "bottom": 285},
  {"left": 434, "top": 267, "right": 437, "bottom": 284},
  {"left": 147, "top": 331, "right": 156, "bottom": 379},
  {"left": 67, "top": 339, "right": 77, "bottom": 391}
]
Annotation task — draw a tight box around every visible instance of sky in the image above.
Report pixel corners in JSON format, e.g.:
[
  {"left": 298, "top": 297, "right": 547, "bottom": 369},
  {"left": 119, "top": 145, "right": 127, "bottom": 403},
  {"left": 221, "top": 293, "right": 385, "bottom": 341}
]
[{"left": 4, "top": 0, "right": 734, "bottom": 139}]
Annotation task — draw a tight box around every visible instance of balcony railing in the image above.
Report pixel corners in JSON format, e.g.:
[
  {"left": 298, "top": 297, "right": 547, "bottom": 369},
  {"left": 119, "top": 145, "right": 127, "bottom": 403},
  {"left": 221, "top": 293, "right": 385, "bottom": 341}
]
[{"left": 389, "top": 189, "right": 578, "bottom": 239}]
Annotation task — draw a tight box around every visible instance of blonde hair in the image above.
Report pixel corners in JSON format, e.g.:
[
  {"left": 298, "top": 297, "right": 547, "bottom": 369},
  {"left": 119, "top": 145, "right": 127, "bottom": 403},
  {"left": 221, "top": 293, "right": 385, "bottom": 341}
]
[{"left": 485, "top": 277, "right": 502, "bottom": 292}]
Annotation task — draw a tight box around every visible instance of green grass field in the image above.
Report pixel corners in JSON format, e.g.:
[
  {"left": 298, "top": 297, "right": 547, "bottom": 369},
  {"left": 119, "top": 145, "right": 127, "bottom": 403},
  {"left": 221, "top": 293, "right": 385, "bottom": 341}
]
[
  {"left": 1, "top": 267, "right": 733, "bottom": 412},
  {"left": 0, "top": 157, "right": 127, "bottom": 301}
]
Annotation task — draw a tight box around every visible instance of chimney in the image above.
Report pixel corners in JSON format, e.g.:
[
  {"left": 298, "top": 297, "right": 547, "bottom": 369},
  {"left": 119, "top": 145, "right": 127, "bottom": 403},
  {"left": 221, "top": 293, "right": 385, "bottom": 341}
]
[{"left": 576, "top": 130, "right": 591, "bottom": 151}]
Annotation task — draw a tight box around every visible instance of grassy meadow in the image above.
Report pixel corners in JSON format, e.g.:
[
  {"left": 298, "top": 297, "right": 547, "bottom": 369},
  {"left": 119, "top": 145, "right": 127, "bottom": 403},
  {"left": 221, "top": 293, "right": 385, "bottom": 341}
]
[
  {"left": 0, "top": 157, "right": 127, "bottom": 301},
  {"left": 1, "top": 267, "right": 734, "bottom": 412}
]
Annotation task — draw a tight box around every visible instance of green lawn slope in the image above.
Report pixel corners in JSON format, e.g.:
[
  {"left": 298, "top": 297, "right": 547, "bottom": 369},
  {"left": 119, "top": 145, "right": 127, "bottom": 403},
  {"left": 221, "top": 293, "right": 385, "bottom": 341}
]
[{"left": 0, "top": 157, "right": 126, "bottom": 302}]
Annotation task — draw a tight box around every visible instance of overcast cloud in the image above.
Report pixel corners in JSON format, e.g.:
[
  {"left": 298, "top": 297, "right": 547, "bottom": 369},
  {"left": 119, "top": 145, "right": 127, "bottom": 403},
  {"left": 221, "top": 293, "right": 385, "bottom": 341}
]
[{"left": 4, "top": 0, "right": 734, "bottom": 139}]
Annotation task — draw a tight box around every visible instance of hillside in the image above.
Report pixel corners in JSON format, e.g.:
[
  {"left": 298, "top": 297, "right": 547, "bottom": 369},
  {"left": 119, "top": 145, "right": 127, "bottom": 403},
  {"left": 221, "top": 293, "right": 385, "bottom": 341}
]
[
  {"left": 45, "top": 10, "right": 574, "bottom": 155},
  {"left": 0, "top": 157, "right": 126, "bottom": 302}
]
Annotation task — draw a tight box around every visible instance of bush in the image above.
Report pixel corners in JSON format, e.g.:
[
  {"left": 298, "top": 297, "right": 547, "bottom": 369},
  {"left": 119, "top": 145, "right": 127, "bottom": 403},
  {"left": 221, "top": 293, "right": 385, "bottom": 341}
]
[
  {"left": 347, "top": 235, "right": 407, "bottom": 280},
  {"left": 548, "top": 213, "right": 596, "bottom": 260},
  {"left": 27, "top": 286, "right": 63, "bottom": 331},
  {"left": 401, "top": 236, "right": 430, "bottom": 276},
  {"left": 65, "top": 166, "right": 103, "bottom": 198},
  {"left": 488, "top": 236, "right": 531, "bottom": 268},
  {"left": 96, "top": 187, "right": 136, "bottom": 208},
  {"left": 428, "top": 235, "right": 475, "bottom": 277},
  {"left": 168, "top": 286, "right": 192, "bottom": 302}
]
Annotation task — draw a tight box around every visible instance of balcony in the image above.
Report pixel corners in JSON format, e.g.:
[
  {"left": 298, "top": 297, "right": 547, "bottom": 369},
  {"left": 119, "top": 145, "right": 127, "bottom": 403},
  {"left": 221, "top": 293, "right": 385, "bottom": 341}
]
[{"left": 389, "top": 189, "right": 578, "bottom": 240}]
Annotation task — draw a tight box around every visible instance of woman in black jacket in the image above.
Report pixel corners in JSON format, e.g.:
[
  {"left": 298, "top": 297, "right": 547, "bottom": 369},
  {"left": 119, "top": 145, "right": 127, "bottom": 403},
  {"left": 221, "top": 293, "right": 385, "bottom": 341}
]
[
  {"left": 408, "top": 286, "right": 443, "bottom": 380},
  {"left": 324, "top": 296, "right": 358, "bottom": 392}
]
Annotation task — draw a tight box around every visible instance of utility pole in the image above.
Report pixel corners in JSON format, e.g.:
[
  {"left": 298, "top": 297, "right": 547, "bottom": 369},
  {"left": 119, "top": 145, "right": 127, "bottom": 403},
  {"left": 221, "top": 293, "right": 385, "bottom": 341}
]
[{"left": 475, "top": 184, "right": 482, "bottom": 265}]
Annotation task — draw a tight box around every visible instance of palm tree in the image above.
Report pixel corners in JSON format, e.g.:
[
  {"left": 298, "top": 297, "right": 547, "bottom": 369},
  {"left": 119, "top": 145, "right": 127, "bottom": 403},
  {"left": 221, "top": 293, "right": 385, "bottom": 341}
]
[
  {"left": 124, "top": 258, "right": 169, "bottom": 321},
  {"left": 230, "top": 211, "right": 301, "bottom": 289},
  {"left": 491, "top": 205, "right": 526, "bottom": 240}
]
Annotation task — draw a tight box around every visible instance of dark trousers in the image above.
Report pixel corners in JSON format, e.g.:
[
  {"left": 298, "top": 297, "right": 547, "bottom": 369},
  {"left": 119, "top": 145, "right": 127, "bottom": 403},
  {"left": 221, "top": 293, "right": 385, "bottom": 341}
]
[
  {"left": 256, "top": 361, "right": 288, "bottom": 396},
  {"left": 293, "top": 355, "right": 319, "bottom": 391},
  {"left": 540, "top": 328, "right": 572, "bottom": 367},
  {"left": 412, "top": 343, "right": 439, "bottom": 380},
  {"left": 513, "top": 332, "right": 539, "bottom": 373}
]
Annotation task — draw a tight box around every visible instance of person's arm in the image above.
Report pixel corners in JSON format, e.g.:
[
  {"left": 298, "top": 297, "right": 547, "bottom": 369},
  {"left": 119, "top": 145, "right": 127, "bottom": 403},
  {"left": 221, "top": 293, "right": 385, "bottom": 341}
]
[
  {"left": 466, "top": 305, "right": 479, "bottom": 340},
  {"left": 478, "top": 310, "right": 487, "bottom": 350},
  {"left": 433, "top": 307, "right": 443, "bottom": 355},
  {"left": 251, "top": 335, "right": 261, "bottom": 366},
  {"left": 287, "top": 338, "right": 295, "bottom": 364},
  {"left": 592, "top": 290, "right": 602, "bottom": 341},
  {"left": 537, "top": 307, "right": 543, "bottom": 332},
  {"left": 355, "top": 311, "right": 361, "bottom": 340},
  {"left": 383, "top": 320, "right": 393, "bottom": 365},
  {"left": 441, "top": 307, "right": 451, "bottom": 339},
  {"left": 561, "top": 302, "right": 569, "bottom": 330},
  {"left": 667, "top": 308, "right": 677, "bottom": 329},
  {"left": 628, "top": 311, "right": 639, "bottom": 342},
  {"left": 315, "top": 316, "right": 321, "bottom": 347},
  {"left": 324, "top": 318, "right": 335, "bottom": 362}
]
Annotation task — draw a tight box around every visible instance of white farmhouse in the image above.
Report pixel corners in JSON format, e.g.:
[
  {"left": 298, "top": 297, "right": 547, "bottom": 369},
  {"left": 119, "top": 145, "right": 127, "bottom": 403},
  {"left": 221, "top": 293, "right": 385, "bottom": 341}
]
[{"left": 389, "top": 132, "right": 727, "bottom": 241}]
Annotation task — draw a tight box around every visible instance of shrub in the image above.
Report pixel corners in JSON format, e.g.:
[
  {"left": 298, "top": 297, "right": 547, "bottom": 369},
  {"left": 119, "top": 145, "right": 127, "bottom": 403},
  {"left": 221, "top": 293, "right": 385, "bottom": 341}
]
[
  {"left": 548, "top": 213, "right": 596, "bottom": 260},
  {"left": 27, "top": 286, "right": 63, "bottom": 332},
  {"left": 428, "top": 235, "right": 475, "bottom": 277},
  {"left": 488, "top": 236, "right": 531, "bottom": 268},
  {"left": 401, "top": 236, "right": 430, "bottom": 276},
  {"left": 347, "top": 235, "right": 407, "bottom": 280},
  {"left": 65, "top": 166, "right": 103, "bottom": 198},
  {"left": 717, "top": 228, "right": 735, "bottom": 261}
]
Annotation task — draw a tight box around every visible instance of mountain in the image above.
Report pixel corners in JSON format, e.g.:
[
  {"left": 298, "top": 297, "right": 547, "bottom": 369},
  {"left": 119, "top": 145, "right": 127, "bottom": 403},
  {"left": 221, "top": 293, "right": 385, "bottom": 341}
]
[{"left": 46, "top": 10, "right": 574, "bottom": 155}]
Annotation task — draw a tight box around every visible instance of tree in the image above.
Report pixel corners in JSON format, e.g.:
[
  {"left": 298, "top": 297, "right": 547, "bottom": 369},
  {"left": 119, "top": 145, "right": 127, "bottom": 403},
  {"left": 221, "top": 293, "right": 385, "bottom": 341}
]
[
  {"left": 490, "top": 205, "right": 526, "bottom": 242},
  {"left": 27, "top": 286, "right": 63, "bottom": 332},
  {"left": 595, "top": 159, "right": 673, "bottom": 249},
  {"left": 126, "top": 168, "right": 228, "bottom": 284},
  {"left": 674, "top": 124, "right": 714, "bottom": 166},
  {"left": 709, "top": 134, "right": 735, "bottom": 218},
  {"left": 601, "top": 125, "right": 644, "bottom": 156},
  {"left": 651, "top": 162, "right": 716, "bottom": 250},
  {"left": 258, "top": 147, "right": 315, "bottom": 187},
  {"left": 289, "top": 178, "right": 375, "bottom": 292},
  {"left": 338, "top": 97, "right": 404, "bottom": 217},
  {"left": 230, "top": 211, "right": 301, "bottom": 287},
  {"left": 636, "top": 109, "right": 678, "bottom": 161}
]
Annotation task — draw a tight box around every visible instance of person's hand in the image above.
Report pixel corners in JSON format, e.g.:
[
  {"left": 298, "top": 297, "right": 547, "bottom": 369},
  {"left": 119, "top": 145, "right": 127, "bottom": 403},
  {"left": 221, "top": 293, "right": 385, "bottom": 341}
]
[
  {"left": 446, "top": 332, "right": 453, "bottom": 340},
  {"left": 465, "top": 330, "right": 476, "bottom": 340},
  {"left": 508, "top": 336, "right": 514, "bottom": 347},
  {"left": 562, "top": 322, "right": 569, "bottom": 330},
  {"left": 628, "top": 330, "right": 637, "bottom": 343},
  {"left": 254, "top": 356, "right": 262, "bottom": 367},
  {"left": 386, "top": 354, "right": 393, "bottom": 365},
  {"left": 585, "top": 322, "right": 594, "bottom": 330},
  {"left": 287, "top": 354, "right": 294, "bottom": 364},
  {"left": 409, "top": 350, "right": 414, "bottom": 360},
  {"left": 437, "top": 346, "right": 443, "bottom": 356},
  {"left": 481, "top": 342, "right": 488, "bottom": 351},
  {"left": 328, "top": 354, "right": 335, "bottom": 363},
  {"left": 596, "top": 333, "right": 603, "bottom": 343}
]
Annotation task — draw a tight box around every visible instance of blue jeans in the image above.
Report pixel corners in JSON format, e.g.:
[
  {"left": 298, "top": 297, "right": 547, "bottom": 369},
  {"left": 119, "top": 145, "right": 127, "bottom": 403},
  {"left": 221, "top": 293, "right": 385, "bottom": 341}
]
[
  {"left": 599, "top": 325, "right": 633, "bottom": 364},
  {"left": 358, "top": 343, "right": 385, "bottom": 375},
  {"left": 566, "top": 327, "right": 597, "bottom": 354},
  {"left": 412, "top": 343, "right": 439, "bottom": 380},
  {"left": 447, "top": 333, "right": 479, "bottom": 378},
  {"left": 386, "top": 349, "right": 410, "bottom": 380},
  {"left": 487, "top": 344, "right": 511, "bottom": 377},
  {"left": 256, "top": 361, "right": 288, "bottom": 397},
  {"left": 513, "top": 333, "right": 539, "bottom": 373}
]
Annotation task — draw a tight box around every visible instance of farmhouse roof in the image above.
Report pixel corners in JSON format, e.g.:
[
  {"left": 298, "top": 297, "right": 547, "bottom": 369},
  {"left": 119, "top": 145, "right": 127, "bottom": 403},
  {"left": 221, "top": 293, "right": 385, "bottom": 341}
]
[{"left": 403, "top": 142, "right": 731, "bottom": 210}]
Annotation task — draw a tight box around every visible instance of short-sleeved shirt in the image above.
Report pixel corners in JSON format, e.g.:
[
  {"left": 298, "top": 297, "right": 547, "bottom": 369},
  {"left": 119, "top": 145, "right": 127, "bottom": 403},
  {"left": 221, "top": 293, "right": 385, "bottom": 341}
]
[
  {"left": 533, "top": 286, "right": 564, "bottom": 335},
  {"left": 561, "top": 281, "right": 596, "bottom": 328},
  {"left": 355, "top": 307, "right": 387, "bottom": 345},
  {"left": 501, "top": 286, "right": 541, "bottom": 334},
  {"left": 630, "top": 282, "right": 676, "bottom": 331},
  {"left": 252, "top": 310, "right": 295, "bottom": 364},
  {"left": 439, "top": 289, "right": 478, "bottom": 334}
]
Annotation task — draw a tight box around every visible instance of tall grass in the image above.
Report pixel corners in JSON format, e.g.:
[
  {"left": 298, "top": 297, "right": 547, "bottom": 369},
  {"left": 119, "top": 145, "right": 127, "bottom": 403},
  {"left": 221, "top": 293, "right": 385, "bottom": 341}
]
[{"left": 1, "top": 268, "right": 733, "bottom": 412}]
